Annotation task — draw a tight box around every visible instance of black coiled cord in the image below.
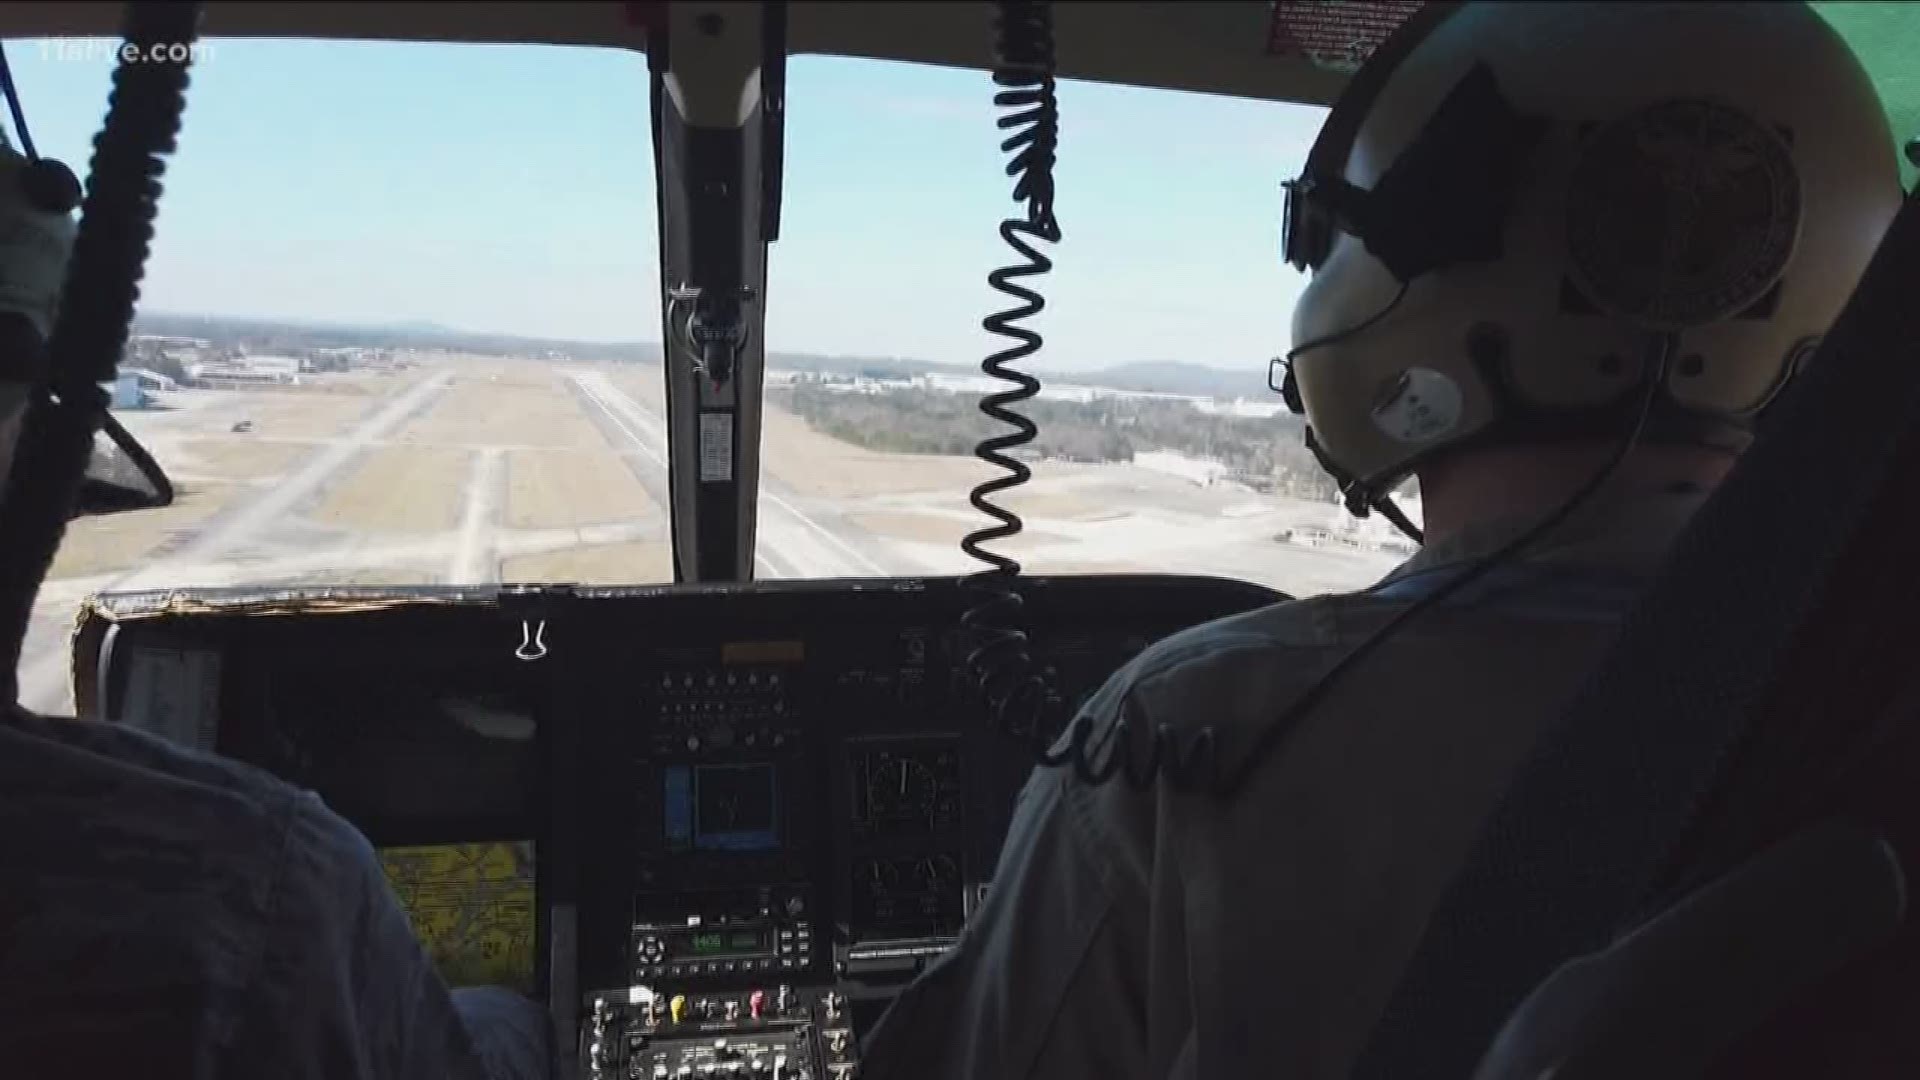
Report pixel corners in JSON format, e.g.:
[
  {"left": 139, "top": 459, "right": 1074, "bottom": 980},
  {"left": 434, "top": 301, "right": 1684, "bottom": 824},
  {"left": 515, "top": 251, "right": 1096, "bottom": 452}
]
[
  {"left": 959, "top": 1, "right": 1223, "bottom": 790},
  {"left": 0, "top": 1, "right": 200, "bottom": 701}
]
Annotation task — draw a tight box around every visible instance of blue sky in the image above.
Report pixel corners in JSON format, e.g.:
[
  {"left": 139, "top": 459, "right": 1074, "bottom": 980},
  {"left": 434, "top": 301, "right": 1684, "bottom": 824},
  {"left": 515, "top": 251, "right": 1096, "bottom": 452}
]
[{"left": 5, "top": 38, "right": 1325, "bottom": 372}]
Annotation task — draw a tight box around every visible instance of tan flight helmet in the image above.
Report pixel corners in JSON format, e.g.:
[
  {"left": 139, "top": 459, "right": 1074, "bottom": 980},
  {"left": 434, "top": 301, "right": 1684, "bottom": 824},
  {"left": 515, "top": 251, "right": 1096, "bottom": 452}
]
[{"left": 1277, "top": 1, "right": 1904, "bottom": 521}]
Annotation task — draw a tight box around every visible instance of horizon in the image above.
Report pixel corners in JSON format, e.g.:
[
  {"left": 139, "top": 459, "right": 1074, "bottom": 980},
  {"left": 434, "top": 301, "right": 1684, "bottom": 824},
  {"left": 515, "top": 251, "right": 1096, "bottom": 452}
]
[
  {"left": 134, "top": 309, "right": 1272, "bottom": 377},
  {"left": 12, "top": 38, "right": 1326, "bottom": 375}
]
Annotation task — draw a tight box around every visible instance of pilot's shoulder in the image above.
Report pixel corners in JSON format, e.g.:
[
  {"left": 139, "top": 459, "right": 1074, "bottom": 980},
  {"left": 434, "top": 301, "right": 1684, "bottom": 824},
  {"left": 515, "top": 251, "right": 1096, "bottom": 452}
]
[
  {"left": 1074, "top": 588, "right": 1411, "bottom": 774},
  {"left": 1045, "top": 592, "right": 1393, "bottom": 849},
  {"left": 1125, "top": 589, "right": 1385, "bottom": 693}
]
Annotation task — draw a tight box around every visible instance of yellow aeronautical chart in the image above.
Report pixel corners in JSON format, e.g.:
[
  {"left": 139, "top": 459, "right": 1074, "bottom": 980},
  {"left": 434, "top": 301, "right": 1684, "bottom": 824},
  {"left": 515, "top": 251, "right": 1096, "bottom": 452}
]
[{"left": 379, "top": 841, "right": 536, "bottom": 992}]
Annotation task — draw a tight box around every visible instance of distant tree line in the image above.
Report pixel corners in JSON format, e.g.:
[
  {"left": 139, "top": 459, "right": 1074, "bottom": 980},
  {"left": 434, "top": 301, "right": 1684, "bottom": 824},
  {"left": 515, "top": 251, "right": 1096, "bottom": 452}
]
[
  {"left": 767, "top": 383, "right": 1345, "bottom": 500},
  {"left": 130, "top": 314, "right": 660, "bottom": 364}
]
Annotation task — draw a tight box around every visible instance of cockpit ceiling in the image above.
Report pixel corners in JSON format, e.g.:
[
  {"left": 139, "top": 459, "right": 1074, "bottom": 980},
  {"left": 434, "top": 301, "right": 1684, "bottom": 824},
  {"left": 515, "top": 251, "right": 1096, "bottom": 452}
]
[{"left": 0, "top": 1, "right": 1404, "bottom": 108}]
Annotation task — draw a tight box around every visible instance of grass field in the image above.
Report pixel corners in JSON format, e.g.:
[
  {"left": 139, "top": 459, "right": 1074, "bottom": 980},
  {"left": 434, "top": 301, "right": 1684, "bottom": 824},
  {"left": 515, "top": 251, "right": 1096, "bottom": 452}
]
[
  {"left": 403, "top": 362, "right": 609, "bottom": 448},
  {"left": 48, "top": 479, "right": 247, "bottom": 579},
  {"left": 224, "top": 389, "right": 377, "bottom": 440},
  {"left": 504, "top": 541, "right": 673, "bottom": 584},
  {"left": 173, "top": 438, "right": 312, "bottom": 481},
  {"left": 311, "top": 444, "right": 472, "bottom": 533},
  {"left": 507, "top": 448, "right": 656, "bottom": 530}
]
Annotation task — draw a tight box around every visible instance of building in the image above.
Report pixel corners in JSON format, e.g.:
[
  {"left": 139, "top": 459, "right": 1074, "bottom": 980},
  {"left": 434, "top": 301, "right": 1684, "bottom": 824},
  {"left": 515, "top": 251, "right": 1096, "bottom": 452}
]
[
  {"left": 110, "top": 372, "right": 148, "bottom": 409},
  {"left": 242, "top": 355, "right": 308, "bottom": 377},
  {"left": 123, "top": 367, "right": 179, "bottom": 393},
  {"left": 1330, "top": 488, "right": 1424, "bottom": 555},
  {"left": 186, "top": 361, "right": 296, "bottom": 389},
  {"left": 1132, "top": 448, "right": 1229, "bottom": 487},
  {"left": 1196, "top": 396, "right": 1288, "bottom": 419}
]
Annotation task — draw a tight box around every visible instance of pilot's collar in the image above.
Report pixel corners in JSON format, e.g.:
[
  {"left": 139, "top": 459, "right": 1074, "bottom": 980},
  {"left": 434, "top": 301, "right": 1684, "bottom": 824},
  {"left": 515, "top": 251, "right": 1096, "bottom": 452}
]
[{"left": 1376, "top": 483, "right": 1714, "bottom": 590}]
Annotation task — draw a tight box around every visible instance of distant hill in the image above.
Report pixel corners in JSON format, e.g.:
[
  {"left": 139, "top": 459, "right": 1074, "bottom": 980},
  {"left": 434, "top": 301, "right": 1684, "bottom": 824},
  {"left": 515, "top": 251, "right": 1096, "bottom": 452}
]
[
  {"left": 131, "top": 313, "right": 1272, "bottom": 400},
  {"left": 766, "top": 351, "right": 970, "bottom": 381},
  {"left": 131, "top": 312, "right": 661, "bottom": 364}
]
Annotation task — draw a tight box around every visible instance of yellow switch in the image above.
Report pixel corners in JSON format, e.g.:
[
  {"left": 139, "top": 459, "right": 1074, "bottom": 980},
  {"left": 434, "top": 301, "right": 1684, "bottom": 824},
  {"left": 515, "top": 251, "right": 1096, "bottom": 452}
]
[{"left": 670, "top": 994, "right": 689, "bottom": 1024}]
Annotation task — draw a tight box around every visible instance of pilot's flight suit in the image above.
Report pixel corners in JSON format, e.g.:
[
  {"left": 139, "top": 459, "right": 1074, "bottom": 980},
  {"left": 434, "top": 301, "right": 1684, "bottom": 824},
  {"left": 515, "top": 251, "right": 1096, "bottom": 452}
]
[{"left": 859, "top": 487, "right": 1707, "bottom": 1080}]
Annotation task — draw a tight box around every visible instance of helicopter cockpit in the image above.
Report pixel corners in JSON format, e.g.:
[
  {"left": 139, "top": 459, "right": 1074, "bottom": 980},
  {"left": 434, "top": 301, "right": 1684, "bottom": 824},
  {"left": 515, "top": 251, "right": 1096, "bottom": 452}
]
[{"left": 0, "top": 2, "right": 1917, "bottom": 1078}]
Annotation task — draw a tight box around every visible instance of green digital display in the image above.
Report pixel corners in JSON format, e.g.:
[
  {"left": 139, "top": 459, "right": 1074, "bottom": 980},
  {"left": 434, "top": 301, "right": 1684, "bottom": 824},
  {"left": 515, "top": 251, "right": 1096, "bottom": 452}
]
[{"left": 688, "top": 930, "right": 762, "bottom": 954}]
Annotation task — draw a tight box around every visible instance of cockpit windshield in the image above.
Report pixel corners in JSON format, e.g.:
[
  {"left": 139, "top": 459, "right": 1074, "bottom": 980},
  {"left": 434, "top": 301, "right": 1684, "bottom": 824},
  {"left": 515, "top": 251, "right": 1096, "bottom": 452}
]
[
  {"left": 7, "top": 39, "right": 1415, "bottom": 715},
  {"left": 752, "top": 56, "right": 1409, "bottom": 590},
  {"left": 12, "top": 6, "right": 1908, "bottom": 717}
]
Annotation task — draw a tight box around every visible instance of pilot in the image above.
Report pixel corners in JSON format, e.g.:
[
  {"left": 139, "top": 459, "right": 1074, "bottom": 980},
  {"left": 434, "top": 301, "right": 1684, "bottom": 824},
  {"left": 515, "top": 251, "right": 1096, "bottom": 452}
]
[
  {"left": 859, "top": 3, "right": 1904, "bottom": 1078},
  {"left": 0, "top": 162, "right": 551, "bottom": 1077}
]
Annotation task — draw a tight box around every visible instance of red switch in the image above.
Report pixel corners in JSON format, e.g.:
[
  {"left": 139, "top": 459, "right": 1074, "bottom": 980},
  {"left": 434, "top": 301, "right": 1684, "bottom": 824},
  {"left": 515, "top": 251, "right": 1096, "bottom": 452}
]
[{"left": 748, "top": 990, "right": 766, "bottom": 1021}]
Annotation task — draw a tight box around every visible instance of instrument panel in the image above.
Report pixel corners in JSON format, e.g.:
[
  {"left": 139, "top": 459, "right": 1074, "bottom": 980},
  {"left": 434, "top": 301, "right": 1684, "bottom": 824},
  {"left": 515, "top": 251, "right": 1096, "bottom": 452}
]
[{"left": 79, "top": 573, "right": 1285, "bottom": 1077}]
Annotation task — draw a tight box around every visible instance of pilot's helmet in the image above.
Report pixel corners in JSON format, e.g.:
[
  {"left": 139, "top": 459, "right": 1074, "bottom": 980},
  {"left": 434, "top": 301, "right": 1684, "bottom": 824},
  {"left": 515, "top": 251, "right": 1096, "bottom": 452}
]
[{"left": 1281, "top": 1, "right": 1904, "bottom": 503}]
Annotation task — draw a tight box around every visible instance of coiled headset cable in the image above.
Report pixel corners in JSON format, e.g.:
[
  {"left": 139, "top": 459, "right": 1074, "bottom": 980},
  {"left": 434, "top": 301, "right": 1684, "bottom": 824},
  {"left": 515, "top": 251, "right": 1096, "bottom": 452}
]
[{"left": 959, "top": 0, "right": 1228, "bottom": 789}]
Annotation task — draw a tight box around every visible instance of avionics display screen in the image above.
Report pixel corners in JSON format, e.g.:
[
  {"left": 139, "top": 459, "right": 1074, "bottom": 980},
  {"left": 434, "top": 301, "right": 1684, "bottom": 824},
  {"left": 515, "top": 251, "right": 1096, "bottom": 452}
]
[
  {"left": 378, "top": 840, "right": 536, "bottom": 992},
  {"left": 689, "top": 929, "right": 768, "bottom": 955},
  {"left": 664, "top": 763, "right": 780, "bottom": 853}
]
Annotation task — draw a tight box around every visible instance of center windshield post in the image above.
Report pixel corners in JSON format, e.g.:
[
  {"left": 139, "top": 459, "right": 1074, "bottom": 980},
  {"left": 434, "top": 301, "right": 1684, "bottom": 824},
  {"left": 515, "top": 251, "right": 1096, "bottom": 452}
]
[{"left": 650, "top": 2, "right": 783, "bottom": 583}]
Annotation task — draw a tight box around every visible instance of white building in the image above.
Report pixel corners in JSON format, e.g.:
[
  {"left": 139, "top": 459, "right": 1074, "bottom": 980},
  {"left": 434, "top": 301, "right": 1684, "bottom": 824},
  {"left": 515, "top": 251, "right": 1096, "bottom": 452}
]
[
  {"left": 110, "top": 372, "right": 147, "bottom": 409},
  {"left": 122, "top": 367, "right": 178, "bottom": 392},
  {"left": 242, "top": 355, "right": 308, "bottom": 377},
  {"left": 1331, "top": 489, "right": 1424, "bottom": 555},
  {"left": 1196, "top": 397, "right": 1288, "bottom": 419},
  {"left": 1132, "top": 449, "right": 1229, "bottom": 487}
]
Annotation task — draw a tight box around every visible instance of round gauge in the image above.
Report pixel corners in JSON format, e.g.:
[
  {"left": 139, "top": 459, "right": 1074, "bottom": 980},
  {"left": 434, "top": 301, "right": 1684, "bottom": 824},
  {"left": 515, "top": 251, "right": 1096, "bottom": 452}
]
[
  {"left": 864, "top": 858, "right": 901, "bottom": 890},
  {"left": 865, "top": 754, "right": 938, "bottom": 820},
  {"left": 915, "top": 854, "right": 958, "bottom": 887}
]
